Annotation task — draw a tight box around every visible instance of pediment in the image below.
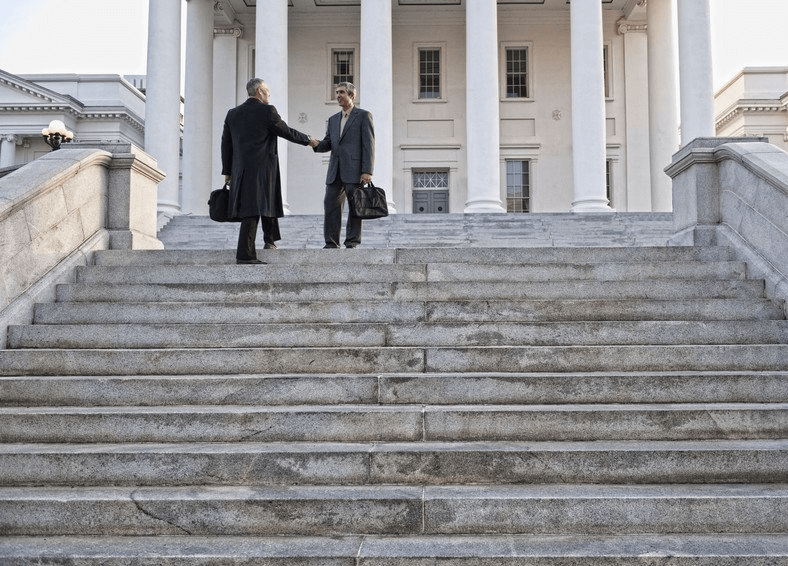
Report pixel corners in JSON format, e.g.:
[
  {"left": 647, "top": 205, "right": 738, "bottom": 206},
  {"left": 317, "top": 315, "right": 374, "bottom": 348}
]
[{"left": 0, "top": 70, "right": 73, "bottom": 107}]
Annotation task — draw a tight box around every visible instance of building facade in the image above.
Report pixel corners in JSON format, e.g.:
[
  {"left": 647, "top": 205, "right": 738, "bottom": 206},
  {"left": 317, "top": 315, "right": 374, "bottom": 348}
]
[
  {"left": 715, "top": 67, "right": 788, "bottom": 154},
  {"left": 146, "top": 0, "right": 715, "bottom": 219}
]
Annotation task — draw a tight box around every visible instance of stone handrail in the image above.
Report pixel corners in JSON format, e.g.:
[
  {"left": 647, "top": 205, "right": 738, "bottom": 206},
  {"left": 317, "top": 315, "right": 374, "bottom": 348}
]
[
  {"left": 667, "top": 137, "right": 788, "bottom": 310},
  {"left": 0, "top": 144, "right": 163, "bottom": 347}
]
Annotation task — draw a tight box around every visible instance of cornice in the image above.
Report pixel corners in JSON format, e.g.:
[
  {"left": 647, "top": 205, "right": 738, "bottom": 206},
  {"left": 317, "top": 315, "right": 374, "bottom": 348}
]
[
  {"left": 0, "top": 74, "right": 64, "bottom": 105},
  {"left": 716, "top": 99, "right": 787, "bottom": 131},
  {"left": 0, "top": 105, "right": 145, "bottom": 135}
]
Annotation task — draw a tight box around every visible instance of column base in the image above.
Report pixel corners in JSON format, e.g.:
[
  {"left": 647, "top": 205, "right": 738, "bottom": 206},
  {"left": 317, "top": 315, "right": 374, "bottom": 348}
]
[
  {"left": 464, "top": 200, "right": 506, "bottom": 214},
  {"left": 571, "top": 198, "right": 615, "bottom": 213}
]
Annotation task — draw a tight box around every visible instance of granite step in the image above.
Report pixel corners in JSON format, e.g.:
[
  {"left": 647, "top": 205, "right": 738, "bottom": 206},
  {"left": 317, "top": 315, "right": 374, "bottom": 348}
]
[
  {"left": 30, "top": 298, "right": 785, "bottom": 325},
  {"left": 2, "top": 345, "right": 788, "bottom": 375},
  {"left": 2, "top": 371, "right": 786, "bottom": 407},
  {"left": 73, "top": 261, "right": 747, "bottom": 285},
  {"left": 1, "top": 440, "right": 786, "bottom": 487},
  {"left": 8, "top": 320, "right": 788, "bottom": 349},
  {"left": 91, "top": 245, "right": 734, "bottom": 266},
  {"left": 55, "top": 279, "right": 770, "bottom": 303},
  {"left": 10, "top": 533, "right": 785, "bottom": 565},
  {"left": 0, "top": 403, "right": 784, "bottom": 443},
  {"left": 1, "top": 484, "right": 787, "bottom": 536}
]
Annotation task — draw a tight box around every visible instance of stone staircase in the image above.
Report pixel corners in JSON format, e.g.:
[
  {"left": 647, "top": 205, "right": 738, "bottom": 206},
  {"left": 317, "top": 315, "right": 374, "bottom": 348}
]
[{"left": 1, "top": 214, "right": 788, "bottom": 564}]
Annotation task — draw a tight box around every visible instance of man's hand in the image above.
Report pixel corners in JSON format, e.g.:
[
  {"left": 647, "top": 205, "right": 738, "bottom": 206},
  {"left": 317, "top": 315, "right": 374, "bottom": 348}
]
[
  {"left": 224, "top": 175, "right": 231, "bottom": 184},
  {"left": 308, "top": 136, "right": 319, "bottom": 148},
  {"left": 361, "top": 173, "right": 372, "bottom": 184}
]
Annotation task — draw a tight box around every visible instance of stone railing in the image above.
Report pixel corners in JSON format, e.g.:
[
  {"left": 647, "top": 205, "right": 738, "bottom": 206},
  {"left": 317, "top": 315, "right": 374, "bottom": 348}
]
[
  {"left": 0, "top": 144, "right": 163, "bottom": 347},
  {"left": 667, "top": 137, "right": 788, "bottom": 311}
]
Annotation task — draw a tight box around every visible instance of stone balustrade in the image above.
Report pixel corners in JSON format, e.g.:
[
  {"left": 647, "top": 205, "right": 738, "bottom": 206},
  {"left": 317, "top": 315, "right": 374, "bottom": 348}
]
[
  {"left": 0, "top": 144, "right": 163, "bottom": 347},
  {"left": 667, "top": 137, "right": 788, "bottom": 312}
]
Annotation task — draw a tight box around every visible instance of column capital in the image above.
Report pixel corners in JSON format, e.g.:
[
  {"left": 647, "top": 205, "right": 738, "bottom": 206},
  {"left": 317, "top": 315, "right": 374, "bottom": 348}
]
[
  {"left": 618, "top": 19, "right": 647, "bottom": 35},
  {"left": 1, "top": 134, "right": 22, "bottom": 145},
  {"left": 214, "top": 25, "right": 243, "bottom": 39}
]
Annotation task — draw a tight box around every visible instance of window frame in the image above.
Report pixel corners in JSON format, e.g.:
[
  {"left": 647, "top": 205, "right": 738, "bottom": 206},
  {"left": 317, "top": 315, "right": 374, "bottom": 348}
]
[
  {"left": 500, "top": 41, "right": 534, "bottom": 102},
  {"left": 504, "top": 159, "right": 531, "bottom": 213},
  {"left": 412, "top": 42, "right": 447, "bottom": 103},
  {"left": 327, "top": 44, "right": 358, "bottom": 102}
]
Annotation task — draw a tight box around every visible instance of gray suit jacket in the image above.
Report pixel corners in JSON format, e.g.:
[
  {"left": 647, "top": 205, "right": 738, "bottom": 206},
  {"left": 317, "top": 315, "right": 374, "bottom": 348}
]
[{"left": 314, "top": 106, "right": 375, "bottom": 185}]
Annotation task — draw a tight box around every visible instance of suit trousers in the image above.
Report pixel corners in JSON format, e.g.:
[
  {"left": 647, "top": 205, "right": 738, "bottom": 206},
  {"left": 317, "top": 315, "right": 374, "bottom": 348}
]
[
  {"left": 324, "top": 182, "right": 362, "bottom": 248},
  {"left": 236, "top": 216, "right": 281, "bottom": 260}
]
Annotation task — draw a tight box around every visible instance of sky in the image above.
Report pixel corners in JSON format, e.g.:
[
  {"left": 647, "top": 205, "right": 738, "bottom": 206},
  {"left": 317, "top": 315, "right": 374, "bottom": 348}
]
[{"left": 0, "top": 0, "right": 787, "bottom": 92}]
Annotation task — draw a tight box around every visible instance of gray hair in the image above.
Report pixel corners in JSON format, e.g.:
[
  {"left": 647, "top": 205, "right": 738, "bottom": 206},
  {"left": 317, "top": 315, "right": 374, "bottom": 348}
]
[
  {"left": 336, "top": 82, "right": 357, "bottom": 99},
  {"left": 246, "top": 78, "right": 265, "bottom": 97}
]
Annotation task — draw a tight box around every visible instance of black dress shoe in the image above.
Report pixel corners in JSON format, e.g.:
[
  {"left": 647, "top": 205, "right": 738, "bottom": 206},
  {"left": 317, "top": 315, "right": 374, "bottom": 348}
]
[
  {"left": 263, "top": 243, "right": 277, "bottom": 250},
  {"left": 345, "top": 244, "right": 358, "bottom": 249},
  {"left": 323, "top": 244, "right": 339, "bottom": 249},
  {"left": 236, "top": 258, "right": 266, "bottom": 264}
]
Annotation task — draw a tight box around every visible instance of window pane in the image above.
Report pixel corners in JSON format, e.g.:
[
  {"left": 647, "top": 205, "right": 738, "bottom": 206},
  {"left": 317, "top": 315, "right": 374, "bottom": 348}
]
[
  {"left": 506, "top": 160, "right": 530, "bottom": 213},
  {"left": 419, "top": 48, "right": 441, "bottom": 99},
  {"left": 333, "top": 50, "right": 354, "bottom": 86},
  {"left": 505, "top": 48, "right": 528, "bottom": 98},
  {"left": 413, "top": 170, "right": 448, "bottom": 189}
]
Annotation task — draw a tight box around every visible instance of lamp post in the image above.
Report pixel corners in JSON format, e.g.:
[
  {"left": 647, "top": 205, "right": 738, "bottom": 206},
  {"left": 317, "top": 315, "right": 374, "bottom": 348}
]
[{"left": 41, "top": 120, "right": 74, "bottom": 151}]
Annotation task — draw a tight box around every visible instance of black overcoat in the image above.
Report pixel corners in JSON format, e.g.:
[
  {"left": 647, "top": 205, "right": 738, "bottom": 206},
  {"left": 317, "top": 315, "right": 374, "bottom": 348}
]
[{"left": 221, "top": 98, "right": 310, "bottom": 219}]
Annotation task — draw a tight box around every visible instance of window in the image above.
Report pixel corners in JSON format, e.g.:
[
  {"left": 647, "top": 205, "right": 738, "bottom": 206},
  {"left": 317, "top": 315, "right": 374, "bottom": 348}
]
[
  {"left": 413, "top": 170, "right": 448, "bottom": 190},
  {"left": 419, "top": 48, "right": 441, "bottom": 99},
  {"left": 505, "top": 47, "right": 529, "bottom": 98},
  {"left": 506, "top": 160, "right": 530, "bottom": 213},
  {"left": 603, "top": 44, "right": 611, "bottom": 98},
  {"left": 332, "top": 48, "right": 354, "bottom": 87},
  {"left": 606, "top": 159, "right": 613, "bottom": 208}
]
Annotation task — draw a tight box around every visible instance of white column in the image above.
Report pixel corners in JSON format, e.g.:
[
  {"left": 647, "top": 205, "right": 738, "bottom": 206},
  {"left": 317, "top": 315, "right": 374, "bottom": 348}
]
[
  {"left": 647, "top": 0, "right": 679, "bottom": 211},
  {"left": 677, "top": 0, "right": 714, "bottom": 145},
  {"left": 0, "top": 134, "right": 19, "bottom": 168},
  {"left": 361, "top": 0, "right": 396, "bottom": 213},
  {"left": 464, "top": 0, "right": 505, "bottom": 213},
  {"left": 620, "top": 21, "right": 651, "bottom": 211},
  {"left": 256, "top": 0, "right": 291, "bottom": 213},
  {"left": 182, "top": 0, "right": 214, "bottom": 215},
  {"left": 144, "top": 0, "right": 182, "bottom": 217},
  {"left": 569, "top": 0, "right": 612, "bottom": 213},
  {"left": 213, "top": 27, "right": 241, "bottom": 192}
]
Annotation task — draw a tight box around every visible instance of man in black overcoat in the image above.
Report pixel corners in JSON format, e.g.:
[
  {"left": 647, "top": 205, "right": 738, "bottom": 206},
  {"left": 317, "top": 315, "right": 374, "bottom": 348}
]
[
  {"left": 313, "top": 81, "right": 375, "bottom": 248},
  {"left": 221, "top": 78, "right": 317, "bottom": 264}
]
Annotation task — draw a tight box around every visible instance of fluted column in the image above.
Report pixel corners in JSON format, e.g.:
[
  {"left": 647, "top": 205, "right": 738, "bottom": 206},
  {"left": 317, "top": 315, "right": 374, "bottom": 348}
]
[
  {"left": 620, "top": 20, "right": 651, "bottom": 211},
  {"left": 647, "top": 0, "right": 679, "bottom": 211},
  {"left": 0, "top": 134, "right": 19, "bottom": 168},
  {"left": 361, "top": 0, "right": 396, "bottom": 212},
  {"left": 464, "top": 0, "right": 505, "bottom": 213},
  {"left": 144, "top": 0, "right": 182, "bottom": 217},
  {"left": 256, "top": 0, "right": 291, "bottom": 213},
  {"left": 213, "top": 25, "right": 241, "bottom": 192},
  {"left": 677, "top": 0, "right": 715, "bottom": 145},
  {"left": 569, "top": 0, "right": 612, "bottom": 212},
  {"left": 182, "top": 0, "right": 214, "bottom": 214}
]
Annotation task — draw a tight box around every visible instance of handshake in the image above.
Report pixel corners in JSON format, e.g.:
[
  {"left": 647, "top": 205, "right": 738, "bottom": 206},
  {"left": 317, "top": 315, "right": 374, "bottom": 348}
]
[{"left": 308, "top": 136, "right": 319, "bottom": 148}]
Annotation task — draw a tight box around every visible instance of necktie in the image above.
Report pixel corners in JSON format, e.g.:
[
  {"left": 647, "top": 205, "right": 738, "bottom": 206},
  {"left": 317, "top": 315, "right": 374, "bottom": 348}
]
[{"left": 340, "top": 111, "right": 349, "bottom": 136}]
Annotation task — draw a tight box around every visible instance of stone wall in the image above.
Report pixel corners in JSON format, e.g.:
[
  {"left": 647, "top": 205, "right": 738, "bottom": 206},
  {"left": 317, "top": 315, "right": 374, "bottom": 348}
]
[
  {"left": 0, "top": 145, "right": 163, "bottom": 347},
  {"left": 667, "top": 137, "right": 788, "bottom": 312}
]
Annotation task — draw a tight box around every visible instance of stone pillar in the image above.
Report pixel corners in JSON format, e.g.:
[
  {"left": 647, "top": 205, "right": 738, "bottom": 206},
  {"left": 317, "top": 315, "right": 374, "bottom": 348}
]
[
  {"left": 569, "top": 0, "right": 612, "bottom": 212},
  {"left": 647, "top": 0, "right": 680, "bottom": 211},
  {"left": 620, "top": 20, "right": 651, "bottom": 211},
  {"left": 464, "top": 0, "right": 505, "bottom": 213},
  {"left": 144, "top": 0, "right": 182, "bottom": 217},
  {"left": 181, "top": 0, "right": 214, "bottom": 215},
  {"left": 361, "top": 0, "right": 397, "bottom": 213},
  {"left": 256, "top": 0, "right": 291, "bottom": 213},
  {"left": 0, "top": 134, "right": 19, "bottom": 168},
  {"left": 213, "top": 25, "right": 241, "bottom": 192},
  {"left": 677, "top": 0, "right": 715, "bottom": 145}
]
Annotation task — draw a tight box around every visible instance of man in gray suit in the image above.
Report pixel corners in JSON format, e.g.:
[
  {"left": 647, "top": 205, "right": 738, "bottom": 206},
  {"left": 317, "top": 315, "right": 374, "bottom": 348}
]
[{"left": 313, "top": 82, "right": 375, "bottom": 248}]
